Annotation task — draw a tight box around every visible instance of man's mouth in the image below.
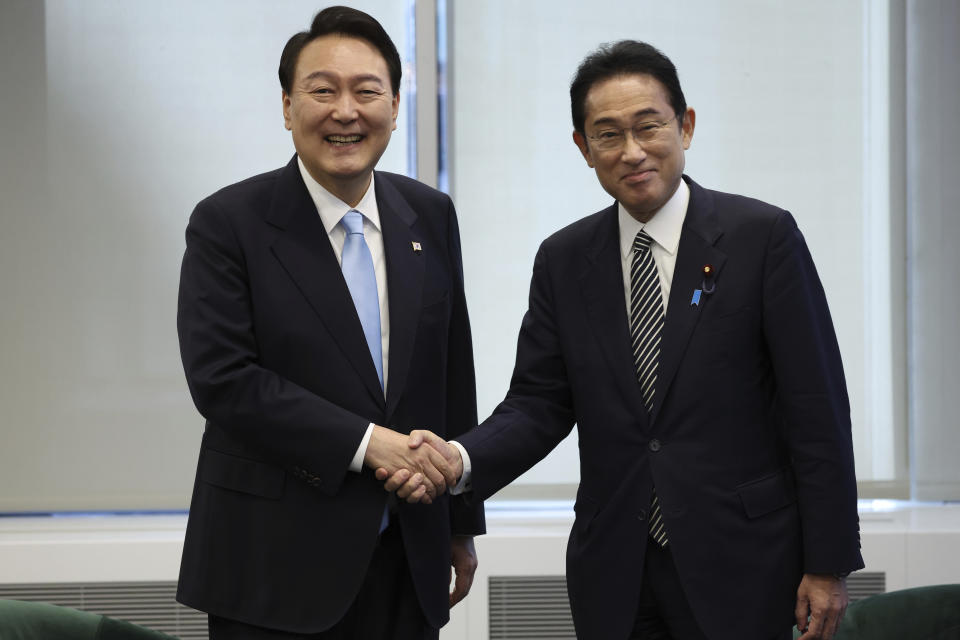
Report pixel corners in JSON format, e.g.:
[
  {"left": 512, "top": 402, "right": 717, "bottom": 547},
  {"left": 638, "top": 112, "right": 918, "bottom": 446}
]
[
  {"left": 326, "top": 134, "right": 364, "bottom": 146},
  {"left": 623, "top": 169, "right": 654, "bottom": 182}
]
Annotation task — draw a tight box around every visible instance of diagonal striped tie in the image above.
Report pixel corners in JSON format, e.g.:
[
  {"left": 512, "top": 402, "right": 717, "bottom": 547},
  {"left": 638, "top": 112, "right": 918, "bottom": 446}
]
[{"left": 630, "top": 230, "right": 668, "bottom": 546}]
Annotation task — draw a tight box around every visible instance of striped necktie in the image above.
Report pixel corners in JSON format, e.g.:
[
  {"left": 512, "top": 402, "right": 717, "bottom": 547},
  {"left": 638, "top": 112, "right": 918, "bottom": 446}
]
[{"left": 630, "top": 230, "right": 668, "bottom": 546}]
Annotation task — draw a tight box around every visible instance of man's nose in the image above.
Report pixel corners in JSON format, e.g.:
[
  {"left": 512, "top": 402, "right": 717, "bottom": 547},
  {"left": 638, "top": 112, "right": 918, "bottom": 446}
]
[
  {"left": 331, "top": 93, "right": 359, "bottom": 121},
  {"left": 620, "top": 134, "right": 647, "bottom": 164}
]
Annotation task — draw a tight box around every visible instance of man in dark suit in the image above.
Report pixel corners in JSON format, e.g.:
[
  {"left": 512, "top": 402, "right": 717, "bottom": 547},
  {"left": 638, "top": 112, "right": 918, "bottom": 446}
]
[
  {"left": 387, "top": 40, "right": 863, "bottom": 639},
  {"left": 176, "top": 7, "right": 483, "bottom": 639}
]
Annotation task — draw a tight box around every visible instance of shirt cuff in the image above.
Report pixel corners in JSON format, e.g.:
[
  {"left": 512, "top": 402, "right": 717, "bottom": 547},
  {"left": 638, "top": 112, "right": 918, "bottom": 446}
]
[
  {"left": 448, "top": 440, "right": 472, "bottom": 494},
  {"left": 349, "top": 423, "right": 375, "bottom": 473}
]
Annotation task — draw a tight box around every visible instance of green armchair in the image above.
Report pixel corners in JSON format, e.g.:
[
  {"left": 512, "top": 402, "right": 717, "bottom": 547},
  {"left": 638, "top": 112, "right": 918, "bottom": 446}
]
[
  {"left": 793, "top": 584, "right": 960, "bottom": 639},
  {"left": 0, "top": 599, "right": 178, "bottom": 640}
]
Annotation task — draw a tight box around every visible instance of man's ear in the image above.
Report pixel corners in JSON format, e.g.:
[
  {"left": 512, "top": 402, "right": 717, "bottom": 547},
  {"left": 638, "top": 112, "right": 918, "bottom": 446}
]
[
  {"left": 391, "top": 92, "right": 400, "bottom": 131},
  {"left": 572, "top": 130, "right": 595, "bottom": 168},
  {"left": 282, "top": 91, "right": 292, "bottom": 131},
  {"left": 681, "top": 107, "right": 696, "bottom": 150}
]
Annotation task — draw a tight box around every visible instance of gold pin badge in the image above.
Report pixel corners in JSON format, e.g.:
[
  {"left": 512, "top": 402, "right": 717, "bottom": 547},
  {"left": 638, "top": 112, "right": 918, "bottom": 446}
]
[{"left": 412, "top": 241, "right": 422, "bottom": 253}]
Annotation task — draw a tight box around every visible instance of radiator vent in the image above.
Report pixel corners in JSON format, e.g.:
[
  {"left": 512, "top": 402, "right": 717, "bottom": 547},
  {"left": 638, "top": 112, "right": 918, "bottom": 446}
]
[
  {"left": 0, "top": 582, "right": 207, "bottom": 639},
  {"left": 847, "top": 571, "right": 886, "bottom": 601},
  {"left": 489, "top": 575, "right": 575, "bottom": 639},
  {"left": 488, "top": 571, "right": 887, "bottom": 638}
]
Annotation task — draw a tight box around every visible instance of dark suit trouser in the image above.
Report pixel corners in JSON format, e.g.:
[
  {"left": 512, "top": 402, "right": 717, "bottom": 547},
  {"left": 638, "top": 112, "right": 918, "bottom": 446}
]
[
  {"left": 208, "top": 522, "right": 438, "bottom": 640},
  {"left": 631, "top": 536, "right": 791, "bottom": 640}
]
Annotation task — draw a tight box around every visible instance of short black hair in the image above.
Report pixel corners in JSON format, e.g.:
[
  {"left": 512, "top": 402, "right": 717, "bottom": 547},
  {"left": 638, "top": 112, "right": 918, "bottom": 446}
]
[
  {"left": 278, "top": 6, "right": 402, "bottom": 96},
  {"left": 570, "top": 40, "right": 686, "bottom": 134}
]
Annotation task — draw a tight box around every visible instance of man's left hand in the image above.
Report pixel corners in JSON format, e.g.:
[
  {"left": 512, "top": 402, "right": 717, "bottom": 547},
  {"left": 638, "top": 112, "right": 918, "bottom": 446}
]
[
  {"left": 795, "top": 573, "right": 848, "bottom": 640},
  {"left": 449, "top": 535, "right": 478, "bottom": 607}
]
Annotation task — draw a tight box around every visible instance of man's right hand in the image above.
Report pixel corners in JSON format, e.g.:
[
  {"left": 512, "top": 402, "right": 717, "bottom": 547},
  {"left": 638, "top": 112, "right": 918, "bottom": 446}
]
[
  {"left": 375, "top": 430, "right": 463, "bottom": 502},
  {"left": 364, "top": 426, "right": 457, "bottom": 504}
]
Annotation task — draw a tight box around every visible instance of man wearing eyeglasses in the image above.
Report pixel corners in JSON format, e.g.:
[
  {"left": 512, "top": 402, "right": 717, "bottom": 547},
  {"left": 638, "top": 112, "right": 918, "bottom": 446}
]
[{"left": 385, "top": 40, "right": 863, "bottom": 640}]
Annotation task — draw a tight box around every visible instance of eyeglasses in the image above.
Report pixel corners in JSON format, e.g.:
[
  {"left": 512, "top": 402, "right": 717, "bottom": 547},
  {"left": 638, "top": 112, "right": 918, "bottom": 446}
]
[{"left": 586, "top": 114, "right": 680, "bottom": 151}]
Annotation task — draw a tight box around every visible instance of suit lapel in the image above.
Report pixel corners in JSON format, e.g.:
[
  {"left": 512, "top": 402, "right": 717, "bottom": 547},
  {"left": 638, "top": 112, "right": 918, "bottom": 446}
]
[
  {"left": 375, "top": 173, "right": 424, "bottom": 420},
  {"left": 650, "top": 177, "right": 727, "bottom": 421},
  {"left": 266, "top": 157, "right": 385, "bottom": 406},
  {"left": 580, "top": 205, "right": 650, "bottom": 425}
]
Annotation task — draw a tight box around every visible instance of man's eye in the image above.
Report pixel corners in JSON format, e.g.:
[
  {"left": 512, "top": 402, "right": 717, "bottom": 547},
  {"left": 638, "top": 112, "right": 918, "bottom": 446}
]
[
  {"left": 597, "top": 131, "right": 621, "bottom": 140},
  {"left": 311, "top": 87, "right": 333, "bottom": 95},
  {"left": 637, "top": 123, "right": 659, "bottom": 132}
]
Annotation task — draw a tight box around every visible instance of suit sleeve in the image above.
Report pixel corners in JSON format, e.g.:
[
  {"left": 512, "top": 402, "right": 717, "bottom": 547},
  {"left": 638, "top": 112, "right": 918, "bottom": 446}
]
[
  {"left": 457, "top": 243, "right": 578, "bottom": 501},
  {"left": 761, "top": 211, "right": 863, "bottom": 575},
  {"left": 442, "top": 198, "right": 486, "bottom": 535},
  {"left": 177, "top": 197, "right": 367, "bottom": 496}
]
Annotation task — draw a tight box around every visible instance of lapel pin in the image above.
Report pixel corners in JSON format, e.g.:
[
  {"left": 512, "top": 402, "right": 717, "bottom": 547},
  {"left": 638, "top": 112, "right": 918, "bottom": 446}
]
[
  {"left": 690, "top": 289, "right": 702, "bottom": 306},
  {"left": 412, "top": 241, "right": 422, "bottom": 254},
  {"left": 701, "top": 263, "right": 716, "bottom": 294}
]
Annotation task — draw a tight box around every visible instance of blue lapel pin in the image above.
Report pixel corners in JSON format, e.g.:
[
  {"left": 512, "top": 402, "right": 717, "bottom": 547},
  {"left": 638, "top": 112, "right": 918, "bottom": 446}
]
[{"left": 692, "top": 264, "right": 716, "bottom": 307}]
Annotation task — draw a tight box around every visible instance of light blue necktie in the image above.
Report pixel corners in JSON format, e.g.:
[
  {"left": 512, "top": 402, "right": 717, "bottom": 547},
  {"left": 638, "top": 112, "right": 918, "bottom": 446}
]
[
  {"left": 341, "top": 211, "right": 390, "bottom": 532},
  {"left": 340, "top": 210, "right": 384, "bottom": 391}
]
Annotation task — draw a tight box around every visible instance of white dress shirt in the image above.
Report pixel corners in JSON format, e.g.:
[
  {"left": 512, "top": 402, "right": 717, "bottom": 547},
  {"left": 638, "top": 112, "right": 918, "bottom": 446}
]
[
  {"left": 617, "top": 179, "right": 689, "bottom": 317},
  {"left": 450, "top": 179, "right": 691, "bottom": 494},
  {"left": 297, "top": 157, "right": 388, "bottom": 473}
]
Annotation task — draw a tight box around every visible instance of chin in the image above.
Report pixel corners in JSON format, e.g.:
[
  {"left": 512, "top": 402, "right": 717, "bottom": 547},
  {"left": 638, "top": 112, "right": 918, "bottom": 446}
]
[{"left": 326, "top": 163, "right": 370, "bottom": 179}]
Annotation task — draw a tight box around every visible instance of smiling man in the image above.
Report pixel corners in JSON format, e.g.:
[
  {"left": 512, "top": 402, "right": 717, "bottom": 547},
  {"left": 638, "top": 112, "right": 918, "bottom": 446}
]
[
  {"left": 175, "top": 6, "right": 483, "bottom": 639},
  {"left": 388, "top": 40, "right": 863, "bottom": 639}
]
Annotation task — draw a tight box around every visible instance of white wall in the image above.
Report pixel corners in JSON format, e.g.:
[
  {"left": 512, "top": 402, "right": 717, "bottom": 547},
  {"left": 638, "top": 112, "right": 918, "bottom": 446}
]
[
  {"left": 2, "top": 0, "right": 956, "bottom": 511},
  {"left": 907, "top": 0, "right": 960, "bottom": 501},
  {"left": 0, "top": 0, "right": 410, "bottom": 512}
]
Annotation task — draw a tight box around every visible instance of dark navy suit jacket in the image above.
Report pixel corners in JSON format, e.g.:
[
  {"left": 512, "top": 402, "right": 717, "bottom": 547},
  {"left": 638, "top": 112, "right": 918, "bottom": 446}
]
[
  {"left": 457, "top": 176, "right": 862, "bottom": 640},
  {"left": 176, "top": 156, "right": 484, "bottom": 633}
]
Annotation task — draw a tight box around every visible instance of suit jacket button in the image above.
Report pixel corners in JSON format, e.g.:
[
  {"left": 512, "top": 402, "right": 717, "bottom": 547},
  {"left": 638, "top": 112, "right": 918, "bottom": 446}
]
[
  {"left": 649, "top": 439, "right": 661, "bottom": 452},
  {"left": 637, "top": 509, "right": 647, "bottom": 521}
]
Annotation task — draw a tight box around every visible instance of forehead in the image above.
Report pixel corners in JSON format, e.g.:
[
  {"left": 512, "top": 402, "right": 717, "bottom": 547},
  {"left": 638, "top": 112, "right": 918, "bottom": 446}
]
[
  {"left": 584, "top": 73, "right": 672, "bottom": 124},
  {"left": 294, "top": 34, "right": 390, "bottom": 83}
]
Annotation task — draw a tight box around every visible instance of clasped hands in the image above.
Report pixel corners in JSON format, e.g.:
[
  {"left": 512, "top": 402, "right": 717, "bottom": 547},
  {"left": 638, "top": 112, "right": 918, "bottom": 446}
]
[{"left": 364, "top": 426, "right": 462, "bottom": 504}]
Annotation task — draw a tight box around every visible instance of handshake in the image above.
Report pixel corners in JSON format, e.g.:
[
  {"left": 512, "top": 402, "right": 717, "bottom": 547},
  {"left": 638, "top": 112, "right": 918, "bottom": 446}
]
[{"left": 364, "top": 426, "right": 463, "bottom": 504}]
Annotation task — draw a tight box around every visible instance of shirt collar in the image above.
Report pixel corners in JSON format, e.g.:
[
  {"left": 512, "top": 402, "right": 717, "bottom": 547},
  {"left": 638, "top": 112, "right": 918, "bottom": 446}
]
[
  {"left": 618, "top": 178, "right": 689, "bottom": 259},
  {"left": 297, "top": 156, "right": 381, "bottom": 233}
]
